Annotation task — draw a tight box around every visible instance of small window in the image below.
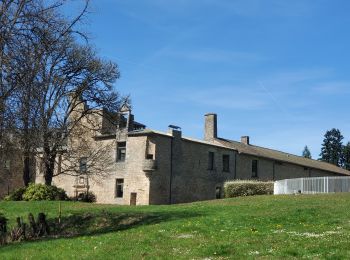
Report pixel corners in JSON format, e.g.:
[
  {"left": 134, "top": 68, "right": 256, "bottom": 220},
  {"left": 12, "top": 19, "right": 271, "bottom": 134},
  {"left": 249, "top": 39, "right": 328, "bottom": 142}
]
[
  {"left": 115, "top": 178, "right": 124, "bottom": 198},
  {"left": 215, "top": 186, "right": 222, "bottom": 199},
  {"left": 79, "top": 157, "right": 87, "bottom": 173},
  {"left": 116, "top": 142, "right": 126, "bottom": 162},
  {"left": 252, "top": 160, "right": 258, "bottom": 177},
  {"left": 208, "top": 152, "right": 215, "bottom": 170},
  {"left": 222, "top": 155, "right": 230, "bottom": 172},
  {"left": 146, "top": 154, "right": 154, "bottom": 159},
  {"left": 4, "top": 160, "right": 10, "bottom": 170},
  {"left": 79, "top": 176, "right": 85, "bottom": 184}
]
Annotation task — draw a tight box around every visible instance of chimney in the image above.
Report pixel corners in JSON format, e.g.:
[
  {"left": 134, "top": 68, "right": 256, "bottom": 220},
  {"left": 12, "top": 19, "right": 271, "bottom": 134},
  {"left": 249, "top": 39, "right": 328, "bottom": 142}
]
[
  {"left": 168, "top": 125, "right": 182, "bottom": 139},
  {"left": 204, "top": 113, "right": 217, "bottom": 141},
  {"left": 241, "top": 136, "right": 250, "bottom": 145}
]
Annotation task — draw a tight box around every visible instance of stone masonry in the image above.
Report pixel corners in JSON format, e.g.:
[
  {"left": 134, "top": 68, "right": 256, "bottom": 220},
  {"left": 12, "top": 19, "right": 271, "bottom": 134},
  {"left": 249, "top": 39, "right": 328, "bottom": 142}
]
[{"left": 35, "top": 108, "right": 350, "bottom": 205}]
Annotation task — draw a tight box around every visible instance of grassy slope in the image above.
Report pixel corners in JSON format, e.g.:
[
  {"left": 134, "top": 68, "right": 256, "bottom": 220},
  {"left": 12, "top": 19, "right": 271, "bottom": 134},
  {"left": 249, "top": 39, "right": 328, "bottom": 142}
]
[{"left": 1, "top": 194, "right": 350, "bottom": 259}]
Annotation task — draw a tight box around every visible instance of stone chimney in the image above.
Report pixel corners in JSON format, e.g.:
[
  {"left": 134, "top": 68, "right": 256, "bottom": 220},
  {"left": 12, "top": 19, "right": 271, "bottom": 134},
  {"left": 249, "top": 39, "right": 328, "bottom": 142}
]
[
  {"left": 204, "top": 113, "right": 217, "bottom": 141},
  {"left": 168, "top": 125, "right": 182, "bottom": 139},
  {"left": 241, "top": 136, "right": 250, "bottom": 145}
]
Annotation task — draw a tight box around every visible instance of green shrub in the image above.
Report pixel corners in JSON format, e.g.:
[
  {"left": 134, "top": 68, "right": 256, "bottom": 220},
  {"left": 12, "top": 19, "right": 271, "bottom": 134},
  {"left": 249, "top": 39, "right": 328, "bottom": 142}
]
[
  {"left": 77, "top": 191, "right": 96, "bottom": 203},
  {"left": 22, "top": 183, "right": 68, "bottom": 201},
  {"left": 224, "top": 180, "right": 274, "bottom": 198},
  {"left": 4, "top": 187, "right": 27, "bottom": 201}
]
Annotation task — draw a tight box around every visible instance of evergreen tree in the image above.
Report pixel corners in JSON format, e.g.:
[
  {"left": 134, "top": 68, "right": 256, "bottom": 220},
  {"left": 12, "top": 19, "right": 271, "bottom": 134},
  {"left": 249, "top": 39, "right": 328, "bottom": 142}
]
[
  {"left": 302, "top": 146, "right": 312, "bottom": 159},
  {"left": 342, "top": 142, "right": 350, "bottom": 170},
  {"left": 319, "top": 128, "right": 344, "bottom": 166}
]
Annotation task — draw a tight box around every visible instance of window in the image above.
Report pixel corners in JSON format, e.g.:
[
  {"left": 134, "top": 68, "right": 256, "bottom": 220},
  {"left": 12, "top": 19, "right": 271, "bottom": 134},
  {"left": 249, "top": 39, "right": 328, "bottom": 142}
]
[
  {"left": 222, "top": 155, "right": 230, "bottom": 172},
  {"left": 79, "top": 176, "right": 85, "bottom": 185},
  {"left": 146, "top": 154, "right": 154, "bottom": 160},
  {"left": 116, "top": 142, "right": 126, "bottom": 162},
  {"left": 115, "top": 179, "right": 124, "bottom": 198},
  {"left": 79, "top": 157, "right": 87, "bottom": 173},
  {"left": 252, "top": 160, "right": 258, "bottom": 177},
  {"left": 4, "top": 160, "right": 10, "bottom": 170},
  {"left": 208, "top": 152, "right": 215, "bottom": 170}
]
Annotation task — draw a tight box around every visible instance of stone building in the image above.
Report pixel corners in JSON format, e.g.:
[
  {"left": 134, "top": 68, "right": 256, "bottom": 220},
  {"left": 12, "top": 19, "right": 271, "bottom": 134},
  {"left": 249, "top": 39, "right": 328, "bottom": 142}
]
[
  {"left": 35, "top": 109, "right": 350, "bottom": 205},
  {"left": 0, "top": 135, "right": 35, "bottom": 199},
  {"left": 0, "top": 152, "right": 24, "bottom": 199}
]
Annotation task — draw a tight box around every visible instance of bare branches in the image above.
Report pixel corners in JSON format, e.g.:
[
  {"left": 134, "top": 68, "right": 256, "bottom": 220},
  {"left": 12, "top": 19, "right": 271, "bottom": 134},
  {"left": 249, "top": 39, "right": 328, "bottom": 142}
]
[{"left": 0, "top": 0, "right": 127, "bottom": 186}]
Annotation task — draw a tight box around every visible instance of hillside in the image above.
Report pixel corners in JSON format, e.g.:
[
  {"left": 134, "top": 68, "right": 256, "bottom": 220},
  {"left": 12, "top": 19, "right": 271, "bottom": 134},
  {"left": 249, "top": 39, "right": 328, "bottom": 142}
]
[{"left": 1, "top": 194, "right": 350, "bottom": 259}]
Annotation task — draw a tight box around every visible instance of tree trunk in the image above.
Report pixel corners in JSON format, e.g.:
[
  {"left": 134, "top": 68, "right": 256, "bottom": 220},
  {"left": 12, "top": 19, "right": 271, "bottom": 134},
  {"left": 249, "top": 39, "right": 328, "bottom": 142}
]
[
  {"left": 23, "top": 155, "right": 31, "bottom": 186},
  {"left": 43, "top": 138, "right": 57, "bottom": 186},
  {"left": 44, "top": 153, "right": 56, "bottom": 186}
]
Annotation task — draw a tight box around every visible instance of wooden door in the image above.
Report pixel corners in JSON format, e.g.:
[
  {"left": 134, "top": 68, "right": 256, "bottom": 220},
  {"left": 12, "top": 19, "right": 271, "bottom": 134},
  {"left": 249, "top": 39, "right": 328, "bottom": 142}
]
[{"left": 130, "top": 192, "right": 137, "bottom": 205}]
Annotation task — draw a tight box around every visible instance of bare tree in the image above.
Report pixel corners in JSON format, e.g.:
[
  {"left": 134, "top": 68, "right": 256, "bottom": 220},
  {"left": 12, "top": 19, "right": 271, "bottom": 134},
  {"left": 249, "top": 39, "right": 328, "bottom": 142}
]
[{"left": 1, "top": 0, "right": 126, "bottom": 186}]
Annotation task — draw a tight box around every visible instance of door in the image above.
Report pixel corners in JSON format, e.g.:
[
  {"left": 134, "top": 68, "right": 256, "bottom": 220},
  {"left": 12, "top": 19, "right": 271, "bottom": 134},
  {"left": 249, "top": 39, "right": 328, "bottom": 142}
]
[
  {"left": 130, "top": 192, "right": 137, "bottom": 205},
  {"left": 215, "top": 187, "right": 222, "bottom": 199}
]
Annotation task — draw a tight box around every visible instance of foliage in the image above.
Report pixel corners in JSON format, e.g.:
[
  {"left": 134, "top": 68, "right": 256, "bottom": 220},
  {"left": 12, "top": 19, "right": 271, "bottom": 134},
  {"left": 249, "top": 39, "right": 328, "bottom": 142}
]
[
  {"left": 21, "top": 183, "right": 67, "bottom": 201},
  {"left": 4, "top": 187, "right": 27, "bottom": 201},
  {"left": 342, "top": 142, "right": 350, "bottom": 170},
  {"left": 77, "top": 192, "right": 96, "bottom": 203},
  {"left": 224, "top": 180, "right": 274, "bottom": 197},
  {"left": 319, "top": 128, "right": 344, "bottom": 166},
  {"left": 302, "top": 145, "right": 312, "bottom": 159}
]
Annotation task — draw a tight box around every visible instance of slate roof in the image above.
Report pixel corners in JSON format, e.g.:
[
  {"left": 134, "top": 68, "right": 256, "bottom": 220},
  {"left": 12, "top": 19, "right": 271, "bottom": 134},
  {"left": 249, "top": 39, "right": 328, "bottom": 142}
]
[{"left": 216, "top": 138, "right": 350, "bottom": 176}]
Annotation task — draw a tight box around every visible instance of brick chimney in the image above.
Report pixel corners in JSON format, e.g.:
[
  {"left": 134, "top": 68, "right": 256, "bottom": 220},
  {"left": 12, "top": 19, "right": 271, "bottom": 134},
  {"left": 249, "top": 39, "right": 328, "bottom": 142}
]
[
  {"left": 241, "top": 136, "right": 250, "bottom": 145},
  {"left": 204, "top": 113, "right": 217, "bottom": 141}
]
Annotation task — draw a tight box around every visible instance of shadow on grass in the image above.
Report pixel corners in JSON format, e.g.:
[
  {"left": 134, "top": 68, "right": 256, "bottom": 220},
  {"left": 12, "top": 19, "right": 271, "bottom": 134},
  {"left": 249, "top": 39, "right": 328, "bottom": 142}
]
[
  {"left": 1, "top": 209, "right": 203, "bottom": 247},
  {"left": 52, "top": 209, "right": 201, "bottom": 237}
]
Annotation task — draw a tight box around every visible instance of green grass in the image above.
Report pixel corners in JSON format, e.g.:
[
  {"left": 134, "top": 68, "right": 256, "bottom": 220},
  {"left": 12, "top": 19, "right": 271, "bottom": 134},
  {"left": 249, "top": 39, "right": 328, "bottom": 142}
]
[{"left": 1, "top": 194, "right": 350, "bottom": 259}]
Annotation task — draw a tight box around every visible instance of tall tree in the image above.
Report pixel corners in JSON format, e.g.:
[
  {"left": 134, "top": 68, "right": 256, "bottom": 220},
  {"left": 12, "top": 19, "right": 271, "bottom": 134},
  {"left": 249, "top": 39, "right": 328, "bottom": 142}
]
[
  {"left": 319, "top": 128, "right": 344, "bottom": 166},
  {"left": 0, "top": 0, "right": 64, "bottom": 185},
  {"left": 1, "top": 0, "right": 126, "bottom": 186},
  {"left": 302, "top": 146, "right": 312, "bottom": 159},
  {"left": 342, "top": 142, "right": 350, "bottom": 170},
  {"left": 27, "top": 8, "right": 123, "bottom": 186}
]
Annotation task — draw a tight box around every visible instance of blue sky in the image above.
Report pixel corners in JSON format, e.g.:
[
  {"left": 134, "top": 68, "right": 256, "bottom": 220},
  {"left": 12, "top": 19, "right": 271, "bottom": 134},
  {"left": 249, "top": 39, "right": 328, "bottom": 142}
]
[{"left": 68, "top": 0, "right": 350, "bottom": 158}]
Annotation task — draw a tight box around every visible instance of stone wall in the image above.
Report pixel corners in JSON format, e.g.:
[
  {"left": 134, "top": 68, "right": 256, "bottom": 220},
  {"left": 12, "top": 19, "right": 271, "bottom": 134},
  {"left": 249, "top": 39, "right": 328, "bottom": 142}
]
[
  {"left": 0, "top": 150, "right": 34, "bottom": 199},
  {"left": 235, "top": 153, "right": 343, "bottom": 181}
]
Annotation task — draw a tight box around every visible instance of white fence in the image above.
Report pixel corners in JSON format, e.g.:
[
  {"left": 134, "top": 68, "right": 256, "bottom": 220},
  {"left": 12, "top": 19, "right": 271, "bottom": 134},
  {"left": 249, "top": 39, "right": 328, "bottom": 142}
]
[{"left": 274, "top": 176, "right": 350, "bottom": 195}]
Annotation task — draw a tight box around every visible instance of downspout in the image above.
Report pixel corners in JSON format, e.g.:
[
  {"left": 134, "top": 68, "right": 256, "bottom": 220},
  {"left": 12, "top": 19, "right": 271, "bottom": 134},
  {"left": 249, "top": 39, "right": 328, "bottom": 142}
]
[
  {"left": 169, "top": 137, "right": 173, "bottom": 204},
  {"left": 234, "top": 151, "right": 237, "bottom": 179}
]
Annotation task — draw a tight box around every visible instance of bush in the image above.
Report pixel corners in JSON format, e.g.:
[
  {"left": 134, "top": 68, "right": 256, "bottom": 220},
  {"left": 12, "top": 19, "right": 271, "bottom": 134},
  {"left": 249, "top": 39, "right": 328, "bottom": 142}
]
[
  {"left": 4, "top": 187, "right": 27, "bottom": 201},
  {"left": 76, "top": 191, "right": 96, "bottom": 203},
  {"left": 224, "top": 180, "right": 274, "bottom": 198},
  {"left": 22, "top": 183, "right": 68, "bottom": 201}
]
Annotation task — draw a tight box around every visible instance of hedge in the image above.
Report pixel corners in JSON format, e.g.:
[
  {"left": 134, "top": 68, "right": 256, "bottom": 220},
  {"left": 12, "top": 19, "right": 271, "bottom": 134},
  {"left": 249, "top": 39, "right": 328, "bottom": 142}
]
[{"left": 224, "top": 180, "right": 274, "bottom": 198}]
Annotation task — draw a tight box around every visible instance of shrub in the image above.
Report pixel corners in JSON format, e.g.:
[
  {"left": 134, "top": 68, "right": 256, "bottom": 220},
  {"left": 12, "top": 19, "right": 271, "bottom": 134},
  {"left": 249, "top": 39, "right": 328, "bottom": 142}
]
[
  {"left": 76, "top": 192, "right": 96, "bottom": 203},
  {"left": 22, "top": 183, "right": 68, "bottom": 201},
  {"left": 4, "top": 187, "right": 27, "bottom": 201},
  {"left": 224, "top": 180, "right": 274, "bottom": 198}
]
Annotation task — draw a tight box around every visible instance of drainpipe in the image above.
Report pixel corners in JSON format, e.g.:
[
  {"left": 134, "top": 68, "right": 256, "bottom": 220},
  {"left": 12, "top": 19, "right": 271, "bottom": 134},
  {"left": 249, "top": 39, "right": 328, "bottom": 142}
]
[
  {"left": 234, "top": 152, "right": 237, "bottom": 179},
  {"left": 169, "top": 137, "right": 173, "bottom": 204}
]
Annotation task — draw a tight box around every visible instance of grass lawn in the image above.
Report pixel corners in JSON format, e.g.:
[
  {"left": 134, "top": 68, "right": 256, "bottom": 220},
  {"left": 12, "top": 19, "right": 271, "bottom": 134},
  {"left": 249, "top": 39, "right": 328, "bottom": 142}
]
[{"left": 1, "top": 193, "right": 350, "bottom": 259}]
